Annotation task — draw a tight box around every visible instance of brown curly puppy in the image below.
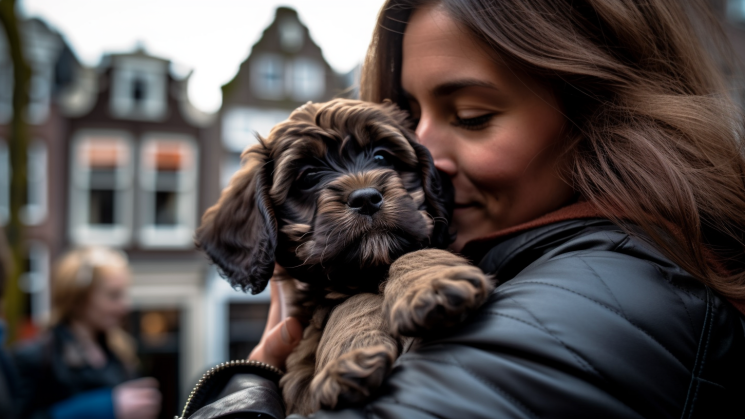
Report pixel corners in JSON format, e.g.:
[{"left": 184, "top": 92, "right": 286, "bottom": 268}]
[{"left": 196, "top": 99, "right": 494, "bottom": 415}]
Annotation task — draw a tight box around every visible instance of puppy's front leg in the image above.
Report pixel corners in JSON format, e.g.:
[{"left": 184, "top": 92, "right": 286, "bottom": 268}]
[
  {"left": 383, "top": 249, "right": 494, "bottom": 337},
  {"left": 309, "top": 293, "right": 398, "bottom": 412},
  {"left": 281, "top": 307, "right": 326, "bottom": 416}
]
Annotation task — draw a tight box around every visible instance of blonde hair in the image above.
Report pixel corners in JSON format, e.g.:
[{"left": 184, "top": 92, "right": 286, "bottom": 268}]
[{"left": 50, "top": 246, "right": 138, "bottom": 367}]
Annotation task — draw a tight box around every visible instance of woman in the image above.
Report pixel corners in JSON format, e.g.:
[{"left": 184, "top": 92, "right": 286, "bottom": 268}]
[
  {"left": 12, "top": 247, "right": 161, "bottom": 419},
  {"left": 182, "top": 0, "right": 745, "bottom": 417}
]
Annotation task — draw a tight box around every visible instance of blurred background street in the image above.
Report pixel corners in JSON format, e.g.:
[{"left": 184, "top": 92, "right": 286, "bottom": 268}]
[{"left": 1, "top": 0, "right": 745, "bottom": 417}]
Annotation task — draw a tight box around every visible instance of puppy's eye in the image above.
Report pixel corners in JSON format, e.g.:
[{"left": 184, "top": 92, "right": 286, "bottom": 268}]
[
  {"left": 295, "top": 171, "right": 321, "bottom": 190},
  {"left": 373, "top": 152, "right": 395, "bottom": 168}
]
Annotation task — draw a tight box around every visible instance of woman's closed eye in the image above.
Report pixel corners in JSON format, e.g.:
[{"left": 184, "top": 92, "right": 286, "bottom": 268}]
[{"left": 453, "top": 113, "right": 495, "bottom": 130}]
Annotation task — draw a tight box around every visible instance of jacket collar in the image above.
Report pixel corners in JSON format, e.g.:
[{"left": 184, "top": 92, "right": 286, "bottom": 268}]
[
  {"left": 458, "top": 202, "right": 745, "bottom": 318},
  {"left": 460, "top": 201, "right": 605, "bottom": 263}
]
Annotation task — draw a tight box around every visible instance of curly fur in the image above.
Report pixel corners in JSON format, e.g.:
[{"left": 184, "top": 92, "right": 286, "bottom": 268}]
[{"left": 196, "top": 99, "right": 494, "bottom": 415}]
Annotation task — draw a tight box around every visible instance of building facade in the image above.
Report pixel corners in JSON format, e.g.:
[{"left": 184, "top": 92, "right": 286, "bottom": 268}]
[{"left": 1, "top": 7, "right": 354, "bottom": 415}]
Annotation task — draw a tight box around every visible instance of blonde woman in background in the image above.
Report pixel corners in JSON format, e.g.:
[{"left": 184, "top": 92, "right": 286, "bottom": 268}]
[{"left": 12, "top": 246, "right": 161, "bottom": 419}]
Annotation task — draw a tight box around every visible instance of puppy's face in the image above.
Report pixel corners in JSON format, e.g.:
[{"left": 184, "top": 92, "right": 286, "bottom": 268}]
[{"left": 197, "top": 99, "right": 452, "bottom": 294}]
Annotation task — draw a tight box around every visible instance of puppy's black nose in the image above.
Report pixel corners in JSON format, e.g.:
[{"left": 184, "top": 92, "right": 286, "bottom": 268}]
[{"left": 348, "top": 188, "right": 384, "bottom": 215}]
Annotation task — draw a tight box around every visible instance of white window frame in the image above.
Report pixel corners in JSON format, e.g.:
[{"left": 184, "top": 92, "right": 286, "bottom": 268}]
[
  {"left": 138, "top": 133, "right": 199, "bottom": 249},
  {"left": 0, "top": 139, "right": 47, "bottom": 226},
  {"left": 69, "top": 130, "right": 134, "bottom": 247},
  {"left": 0, "top": 61, "right": 11, "bottom": 124},
  {"left": 26, "top": 65, "right": 52, "bottom": 125},
  {"left": 279, "top": 18, "right": 303, "bottom": 53},
  {"left": 0, "top": 140, "right": 8, "bottom": 225},
  {"left": 291, "top": 58, "right": 324, "bottom": 101},
  {"left": 251, "top": 54, "right": 285, "bottom": 100},
  {"left": 18, "top": 241, "right": 50, "bottom": 326},
  {"left": 21, "top": 139, "right": 48, "bottom": 225},
  {"left": 221, "top": 106, "right": 290, "bottom": 153},
  {"left": 110, "top": 57, "right": 168, "bottom": 121}
]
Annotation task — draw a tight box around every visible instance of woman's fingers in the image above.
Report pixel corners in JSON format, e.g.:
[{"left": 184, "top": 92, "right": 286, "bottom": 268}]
[
  {"left": 113, "top": 379, "right": 162, "bottom": 419},
  {"left": 264, "top": 279, "right": 283, "bottom": 336},
  {"left": 261, "top": 264, "right": 293, "bottom": 341},
  {"left": 249, "top": 316, "right": 303, "bottom": 370}
]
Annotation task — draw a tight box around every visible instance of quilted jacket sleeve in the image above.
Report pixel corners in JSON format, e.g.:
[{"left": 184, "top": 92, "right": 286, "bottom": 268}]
[{"left": 187, "top": 229, "right": 745, "bottom": 419}]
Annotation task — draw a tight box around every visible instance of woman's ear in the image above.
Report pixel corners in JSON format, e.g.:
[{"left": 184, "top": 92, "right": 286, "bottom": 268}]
[
  {"left": 195, "top": 145, "right": 277, "bottom": 294},
  {"left": 411, "top": 140, "right": 455, "bottom": 249}
]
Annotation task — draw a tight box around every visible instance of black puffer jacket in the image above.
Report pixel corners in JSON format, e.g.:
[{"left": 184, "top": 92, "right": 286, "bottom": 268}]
[
  {"left": 182, "top": 219, "right": 745, "bottom": 419},
  {"left": 12, "top": 324, "right": 135, "bottom": 419}
]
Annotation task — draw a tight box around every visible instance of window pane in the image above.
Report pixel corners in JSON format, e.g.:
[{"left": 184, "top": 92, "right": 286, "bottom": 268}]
[
  {"left": 89, "top": 189, "right": 115, "bottom": 225},
  {"left": 155, "top": 190, "right": 177, "bottom": 226},
  {"left": 728, "top": 0, "right": 745, "bottom": 21},
  {"left": 0, "top": 141, "right": 8, "bottom": 223},
  {"left": 89, "top": 168, "right": 118, "bottom": 189},
  {"left": 155, "top": 171, "right": 179, "bottom": 191},
  {"left": 251, "top": 54, "right": 284, "bottom": 99},
  {"left": 292, "top": 58, "right": 324, "bottom": 101},
  {"left": 132, "top": 74, "right": 147, "bottom": 103}
]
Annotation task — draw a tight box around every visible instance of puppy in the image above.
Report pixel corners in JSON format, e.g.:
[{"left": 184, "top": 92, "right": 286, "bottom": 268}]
[{"left": 196, "top": 99, "right": 493, "bottom": 415}]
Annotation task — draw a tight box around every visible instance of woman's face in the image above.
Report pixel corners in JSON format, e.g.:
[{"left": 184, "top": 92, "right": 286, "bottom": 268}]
[
  {"left": 78, "top": 268, "right": 131, "bottom": 332},
  {"left": 402, "top": 5, "right": 575, "bottom": 251}
]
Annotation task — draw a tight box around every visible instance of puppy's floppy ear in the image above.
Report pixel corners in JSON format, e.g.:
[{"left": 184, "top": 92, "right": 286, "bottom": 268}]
[{"left": 195, "top": 142, "right": 277, "bottom": 294}]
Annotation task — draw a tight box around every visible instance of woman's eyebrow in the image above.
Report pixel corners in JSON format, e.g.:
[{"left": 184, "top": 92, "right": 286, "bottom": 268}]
[
  {"left": 431, "top": 79, "right": 499, "bottom": 97},
  {"left": 401, "top": 78, "right": 499, "bottom": 101}
]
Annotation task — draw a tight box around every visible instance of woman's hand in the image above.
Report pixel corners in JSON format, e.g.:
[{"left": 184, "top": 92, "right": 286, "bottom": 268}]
[
  {"left": 248, "top": 265, "right": 303, "bottom": 370},
  {"left": 113, "top": 377, "right": 161, "bottom": 419}
]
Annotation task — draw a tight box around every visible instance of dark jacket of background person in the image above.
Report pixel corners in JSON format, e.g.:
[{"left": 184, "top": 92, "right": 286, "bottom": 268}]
[
  {"left": 12, "top": 323, "right": 135, "bottom": 419},
  {"left": 180, "top": 216, "right": 745, "bottom": 419},
  {"left": 0, "top": 321, "right": 20, "bottom": 419}
]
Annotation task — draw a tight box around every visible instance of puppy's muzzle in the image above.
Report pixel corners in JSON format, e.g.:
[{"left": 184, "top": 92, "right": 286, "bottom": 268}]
[{"left": 348, "top": 188, "right": 384, "bottom": 216}]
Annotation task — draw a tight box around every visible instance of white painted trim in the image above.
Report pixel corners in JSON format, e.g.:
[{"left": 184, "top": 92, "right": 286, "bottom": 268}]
[
  {"left": 68, "top": 129, "right": 135, "bottom": 247},
  {"left": 21, "top": 139, "right": 48, "bottom": 225},
  {"left": 137, "top": 133, "right": 199, "bottom": 249}
]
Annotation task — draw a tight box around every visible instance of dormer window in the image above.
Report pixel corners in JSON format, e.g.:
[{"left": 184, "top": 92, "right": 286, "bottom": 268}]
[
  {"left": 110, "top": 57, "right": 167, "bottom": 121},
  {"left": 279, "top": 18, "right": 303, "bottom": 53}
]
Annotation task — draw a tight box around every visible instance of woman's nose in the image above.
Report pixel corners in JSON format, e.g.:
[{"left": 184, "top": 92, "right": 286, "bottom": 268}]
[{"left": 416, "top": 116, "right": 457, "bottom": 176}]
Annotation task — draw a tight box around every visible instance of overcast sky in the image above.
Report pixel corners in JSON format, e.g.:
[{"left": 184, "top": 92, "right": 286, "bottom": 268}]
[{"left": 20, "top": 0, "right": 387, "bottom": 113}]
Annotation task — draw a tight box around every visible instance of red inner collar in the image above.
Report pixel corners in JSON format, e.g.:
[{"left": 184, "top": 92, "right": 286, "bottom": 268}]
[{"left": 458, "top": 201, "right": 745, "bottom": 318}]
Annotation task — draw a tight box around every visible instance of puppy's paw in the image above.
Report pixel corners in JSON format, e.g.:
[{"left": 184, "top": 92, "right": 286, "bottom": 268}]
[
  {"left": 388, "top": 265, "right": 493, "bottom": 337},
  {"left": 309, "top": 345, "right": 394, "bottom": 411}
]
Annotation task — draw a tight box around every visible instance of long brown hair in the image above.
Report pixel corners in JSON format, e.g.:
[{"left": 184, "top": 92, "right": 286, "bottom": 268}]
[
  {"left": 50, "top": 246, "right": 138, "bottom": 367},
  {"left": 362, "top": 0, "right": 745, "bottom": 298}
]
